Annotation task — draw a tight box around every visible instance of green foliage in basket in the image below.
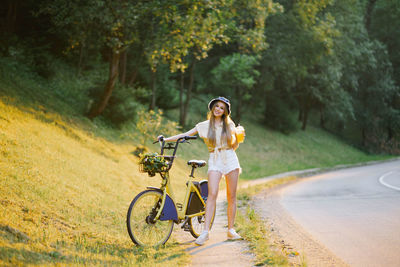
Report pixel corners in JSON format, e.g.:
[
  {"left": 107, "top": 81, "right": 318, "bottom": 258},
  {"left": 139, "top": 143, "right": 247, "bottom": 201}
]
[{"left": 139, "top": 153, "right": 169, "bottom": 177}]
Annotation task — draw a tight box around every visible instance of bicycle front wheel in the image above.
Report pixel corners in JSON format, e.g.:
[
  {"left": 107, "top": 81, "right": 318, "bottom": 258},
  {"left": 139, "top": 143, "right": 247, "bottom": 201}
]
[{"left": 127, "top": 190, "right": 174, "bottom": 246}]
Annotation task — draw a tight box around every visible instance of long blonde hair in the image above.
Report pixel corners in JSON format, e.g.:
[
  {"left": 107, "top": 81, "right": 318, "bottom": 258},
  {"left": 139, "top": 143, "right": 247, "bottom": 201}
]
[{"left": 207, "top": 102, "right": 233, "bottom": 148}]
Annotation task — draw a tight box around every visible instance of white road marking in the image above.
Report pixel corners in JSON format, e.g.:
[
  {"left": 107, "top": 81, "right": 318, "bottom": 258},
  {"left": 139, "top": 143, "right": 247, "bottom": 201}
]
[{"left": 379, "top": 171, "right": 400, "bottom": 191}]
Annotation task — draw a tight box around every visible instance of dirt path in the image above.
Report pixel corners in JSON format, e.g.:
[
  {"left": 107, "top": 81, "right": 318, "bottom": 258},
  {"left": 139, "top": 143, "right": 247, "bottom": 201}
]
[{"left": 175, "top": 184, "right": 254, "bottom": 267}]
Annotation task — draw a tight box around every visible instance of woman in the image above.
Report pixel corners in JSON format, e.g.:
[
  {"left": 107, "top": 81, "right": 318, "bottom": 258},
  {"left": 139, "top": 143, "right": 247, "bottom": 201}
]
[{"left": 158, "top": 96, "right": 242, "bottom": 246}]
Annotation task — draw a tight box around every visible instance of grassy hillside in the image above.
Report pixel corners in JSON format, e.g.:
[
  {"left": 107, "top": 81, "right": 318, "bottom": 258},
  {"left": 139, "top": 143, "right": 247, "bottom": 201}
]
[
  {"left": 0, "top": 96, "right": 195, "bottom": 266},
  {"left": 0, "top": 63, "right": 389, "bottom": 265}
]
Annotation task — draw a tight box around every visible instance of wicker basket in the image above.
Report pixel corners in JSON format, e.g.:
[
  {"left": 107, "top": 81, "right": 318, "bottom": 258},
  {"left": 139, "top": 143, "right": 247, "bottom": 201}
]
[{"left": 139, "top": 153, "right": 168, "bottom": 177}]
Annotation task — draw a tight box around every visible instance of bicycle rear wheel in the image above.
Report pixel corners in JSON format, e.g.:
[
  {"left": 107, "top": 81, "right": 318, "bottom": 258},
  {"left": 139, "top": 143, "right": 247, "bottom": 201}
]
[
  {"left": 127, "top": 190, "right": 174, "bottom": 246},
  {"left": 188, "top": 207, "right": 215, "bottom": 238}
]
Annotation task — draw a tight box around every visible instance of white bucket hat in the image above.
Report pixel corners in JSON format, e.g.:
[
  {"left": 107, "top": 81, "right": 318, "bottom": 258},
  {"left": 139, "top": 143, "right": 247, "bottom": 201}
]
[{"left": 208, "top": 96, "right": 231, "bottom": 115}]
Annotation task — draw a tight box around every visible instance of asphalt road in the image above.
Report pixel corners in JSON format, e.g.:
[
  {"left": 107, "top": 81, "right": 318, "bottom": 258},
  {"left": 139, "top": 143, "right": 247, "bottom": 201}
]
[{"left": 280, "top": 160, "right": 400, "bottom": 267}]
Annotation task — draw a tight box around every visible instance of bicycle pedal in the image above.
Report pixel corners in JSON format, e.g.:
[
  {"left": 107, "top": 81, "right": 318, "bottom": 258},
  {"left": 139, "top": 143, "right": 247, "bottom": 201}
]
[{"left": 182, "top": 224, "right": 191, "bottom": 231}]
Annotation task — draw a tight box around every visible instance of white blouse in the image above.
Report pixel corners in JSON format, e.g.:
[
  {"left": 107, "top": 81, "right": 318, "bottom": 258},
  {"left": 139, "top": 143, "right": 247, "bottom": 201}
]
[{"left": 195, "top": 119, "right": 236, "bottom": 152}]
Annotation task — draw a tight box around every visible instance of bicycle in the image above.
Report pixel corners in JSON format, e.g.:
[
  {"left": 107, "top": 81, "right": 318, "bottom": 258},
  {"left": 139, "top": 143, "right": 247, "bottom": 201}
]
[{"left": 126, "top": 136, "right": 215, "bottom": 246}]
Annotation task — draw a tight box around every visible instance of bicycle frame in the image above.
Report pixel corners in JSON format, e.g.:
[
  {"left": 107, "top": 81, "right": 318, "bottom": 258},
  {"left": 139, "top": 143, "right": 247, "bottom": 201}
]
[
  {"left": 178, "top": 175, "right": 207, "bottom": 219},
  {"left": 150, "top": 137, "right": 206, "bottom": 224}
]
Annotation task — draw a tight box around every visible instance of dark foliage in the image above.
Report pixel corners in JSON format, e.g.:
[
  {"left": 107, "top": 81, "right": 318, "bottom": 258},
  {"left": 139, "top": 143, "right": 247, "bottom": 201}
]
[
  {"left": 263, "top": 90, "right": 298, "bottom": 134},
  {"left": 88, "top": 85, "right": 143, "bottom": 127}
]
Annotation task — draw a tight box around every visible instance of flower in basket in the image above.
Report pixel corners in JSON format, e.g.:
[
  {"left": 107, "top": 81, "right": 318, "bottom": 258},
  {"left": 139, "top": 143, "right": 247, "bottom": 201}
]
[{"left": 139, "top": 153, "right": 168, "bottom": 177}]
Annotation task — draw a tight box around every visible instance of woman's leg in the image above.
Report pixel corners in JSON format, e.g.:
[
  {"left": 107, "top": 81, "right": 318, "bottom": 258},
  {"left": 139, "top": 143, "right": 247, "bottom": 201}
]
[
  {"left": 225, "top": 168, "right": 240, "bottom": 229},
  {"left": 204, "top": 170, "right": 223, "bottom": 231}
]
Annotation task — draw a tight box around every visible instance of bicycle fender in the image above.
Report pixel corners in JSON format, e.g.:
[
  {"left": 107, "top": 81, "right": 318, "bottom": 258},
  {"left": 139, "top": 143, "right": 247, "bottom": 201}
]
[
  {"left": 199, "top": 180, "right": 209, "bottom": 199},
  {"left": 146, "top": 187, "right": 178, "bottom": 223}
]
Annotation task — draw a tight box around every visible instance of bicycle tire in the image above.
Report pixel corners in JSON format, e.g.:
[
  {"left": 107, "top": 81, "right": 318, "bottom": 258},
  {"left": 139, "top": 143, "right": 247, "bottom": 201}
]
[
  {"left": 127, "top": 190, "right": 174, "bottom": 246},
  {"left": 188, "top": 205, "right": 216, "bottom": 238}
]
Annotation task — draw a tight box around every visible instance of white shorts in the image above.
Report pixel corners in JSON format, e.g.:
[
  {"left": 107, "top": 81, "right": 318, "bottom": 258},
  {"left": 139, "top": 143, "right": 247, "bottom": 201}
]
[{"left": 208, "top": 149, "right": 241, "bottom": 175}]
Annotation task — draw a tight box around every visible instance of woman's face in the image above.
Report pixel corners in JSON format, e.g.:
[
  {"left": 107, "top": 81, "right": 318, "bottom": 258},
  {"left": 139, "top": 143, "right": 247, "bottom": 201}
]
[{"left": 213, "top": 101, "right": 227, "bottom": 118}]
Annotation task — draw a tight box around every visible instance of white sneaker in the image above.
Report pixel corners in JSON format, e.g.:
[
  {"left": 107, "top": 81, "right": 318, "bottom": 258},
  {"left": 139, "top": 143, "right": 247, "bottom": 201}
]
[
  {"left": 227, "top": 228, "right": 242, "bottom": 240},
  {"left": 195, "top": 231, "right": 209, "bottom": 246}
]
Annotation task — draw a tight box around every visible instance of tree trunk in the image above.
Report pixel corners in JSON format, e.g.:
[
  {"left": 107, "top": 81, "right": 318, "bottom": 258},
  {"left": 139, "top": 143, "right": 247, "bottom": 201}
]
[
  {"left": 301, "top": 98, "right": 310, "bottom": 130},
  {"left": 301, "top": 107, "right": 309, "bottom": 130},
  {"left": 365, "top": 0, "right": 378, "bottom": 33},
  {"left": 235, "top": 87, "right": 242, "bottom": 123},
  {"left": 297, "top": 94, "right": 303, "bottom": 121},
  {"left": 361, "top": 127, "right": 367, "bottom": 147},
  {"left": 119, "top": 50, "right": 127, "bottom": 84},
  {"left": 88, "top": 50, "right": 120, "bottom": 118},
  {"left": 182, "top": 61, "right": 196, "bottom": 127},
  {"left": 127, "top": 53, "right": 143, "bottom": 86},
  {"left": 150, "top": 70, "right": 157, "bottom": 110},
  {"left": 320, "top": 106, "right": 326, "bottom": 129},
  {"left": 298, "top": 108, "right": 303, "bottom": 122},
  {"left": 179, "top": 71, "right": 185, "bottom": 126},
  {"left": 387, "top": 126, "right": 393, "bottom": 141},
  {"left": 77, "top": 41, "right": 84, "bottom": 76},
  {"left": 6, "top": 0, "right": 18, "bottom": 34},
  {"left": 127, "top": 69, "right": 138, "bottom": 86}
]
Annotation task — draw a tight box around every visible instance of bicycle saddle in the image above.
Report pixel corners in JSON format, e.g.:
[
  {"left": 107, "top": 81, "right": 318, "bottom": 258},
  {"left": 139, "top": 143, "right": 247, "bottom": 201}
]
[{"left": 187, "top": 160, "right": 207, "bottom": 168}]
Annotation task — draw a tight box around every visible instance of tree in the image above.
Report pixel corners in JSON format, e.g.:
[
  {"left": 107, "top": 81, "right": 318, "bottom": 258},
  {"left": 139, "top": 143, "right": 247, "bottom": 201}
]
[
  {"left": 3, "top": 0, "right": 20, "bottom": 35},
  {"left": 259, "top": 0, "right": 347, "bottom": 130},
  {"left": 42, "top": 0, "right": 233, "bottom": 116},
  {"left": 370, "top": 0, "right": 400, "bottom": 85},
  {"left": 369, "top": 0, "right": 400, "bottom": 144},
  {"left": 136, "top": 0, "right": 231, "bottom": 112},
  {"left": 352, "top": 40, "right": 398, "bottom": 148},
  {"left": 40, "top": 0, "right": 141, "bottom": 118},
  {"left": 364, "top": 0, "right": 378, "bottom": 33},
  {"left": 157, "top": 0, "right": 281, "bottom": 127},
  {"left": 203, "top": 0, "right": 281, "bottom": 124},
  {"left": 158, "top": 1, "right": 231, "bottom": 126},
  {"left": 212, "top": 53, "right": 260, "bottom": 123}
]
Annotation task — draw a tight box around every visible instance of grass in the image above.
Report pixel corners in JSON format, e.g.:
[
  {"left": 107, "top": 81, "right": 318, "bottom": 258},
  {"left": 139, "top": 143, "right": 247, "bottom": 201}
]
[{"left": 235, "top": 177, "right": 306, "bottom": 267}]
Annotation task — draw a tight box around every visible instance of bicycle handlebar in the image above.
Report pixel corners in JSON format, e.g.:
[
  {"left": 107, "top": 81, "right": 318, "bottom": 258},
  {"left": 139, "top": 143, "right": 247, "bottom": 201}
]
[
  {"left": 177, "top": 136, "right": 197, "bottom": 142},
  {"left": 154, "top": 135, "right": 197, "bottom": 144},
  {"left": 153, "top": 136, "right": 198, "bottom": 169}
]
